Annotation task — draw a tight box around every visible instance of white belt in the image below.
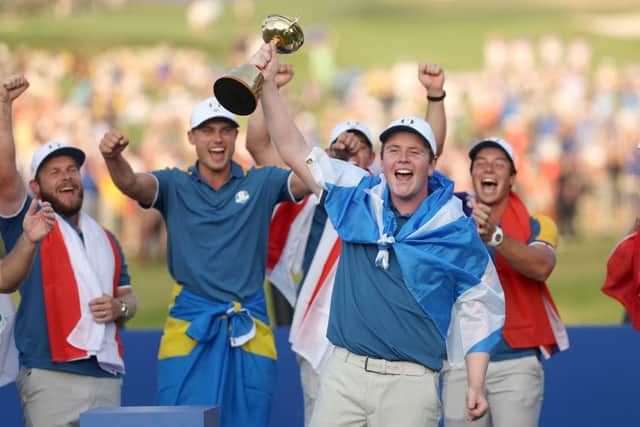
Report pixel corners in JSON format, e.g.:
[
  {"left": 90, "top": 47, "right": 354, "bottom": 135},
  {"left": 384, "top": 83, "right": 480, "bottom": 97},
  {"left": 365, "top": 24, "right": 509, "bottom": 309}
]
[{"left": 334, "top": 347, "right": 433, "bottom": 376}]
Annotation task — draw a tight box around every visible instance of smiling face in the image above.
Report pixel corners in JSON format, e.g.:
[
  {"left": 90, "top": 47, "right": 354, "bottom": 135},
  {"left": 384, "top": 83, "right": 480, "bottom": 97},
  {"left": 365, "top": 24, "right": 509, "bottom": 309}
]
[
  {"left": 381, "top": 131, "right": 435, "bottom": 214},
  {"left": 30, "top": 155, "right": 84, "bottom": 218},
  {"left": 188, "top": 118, "right": 239, "bottom": 182},
  {"left": 470, "top": 146, "right": 515, "bottom": 206}
]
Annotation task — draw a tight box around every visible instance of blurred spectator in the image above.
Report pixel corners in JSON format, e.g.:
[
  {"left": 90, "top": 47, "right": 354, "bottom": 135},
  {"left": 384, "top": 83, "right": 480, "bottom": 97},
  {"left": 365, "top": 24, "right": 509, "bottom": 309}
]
[{"left": 0, "top": 32, "right": 638, "bottom": 262}]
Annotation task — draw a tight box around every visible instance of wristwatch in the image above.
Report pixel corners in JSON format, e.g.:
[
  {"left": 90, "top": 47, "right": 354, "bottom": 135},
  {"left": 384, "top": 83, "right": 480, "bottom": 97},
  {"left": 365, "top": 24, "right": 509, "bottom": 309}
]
[
  {"left": 488, "top": 225, "right": 504, "bottom": 247},
  {"left": 118, "top": 299, "right": 129, "bottom": 318}
]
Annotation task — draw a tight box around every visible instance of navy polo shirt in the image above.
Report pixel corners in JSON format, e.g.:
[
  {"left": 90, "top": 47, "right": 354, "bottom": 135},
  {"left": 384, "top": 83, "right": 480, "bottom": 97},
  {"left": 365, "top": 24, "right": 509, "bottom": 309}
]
[
  {"left": 326, "top": 211, "right": 446, "bottom": 371},
  {"left": 150, "top": 161, "right": 293, "bottom": 303},
  {"left": 0, "top": 197, "right": 130, "bottom": 378}
]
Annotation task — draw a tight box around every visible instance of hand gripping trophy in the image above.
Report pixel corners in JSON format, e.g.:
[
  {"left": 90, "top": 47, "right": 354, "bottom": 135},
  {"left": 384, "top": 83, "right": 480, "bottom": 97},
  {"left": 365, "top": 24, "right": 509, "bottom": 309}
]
[{"left": 213, "top": 14, "right": 304, "bottom": 115}]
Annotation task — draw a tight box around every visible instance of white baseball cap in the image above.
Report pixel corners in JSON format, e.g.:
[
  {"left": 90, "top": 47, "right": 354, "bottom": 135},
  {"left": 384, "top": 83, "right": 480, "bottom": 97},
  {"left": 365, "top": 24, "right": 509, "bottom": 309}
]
[
  {"left": 328, "top": 120, "right": 374, "bottom": 148},
  {"left": 190, "top": 97, "right": 239, "bottom": 130},
  {"left": 468, "top": 137, "right": 517, "bottom": 172},
  {"left": 379, "top": 116, "right": 437, "bottom": 156},
  {"left": 30, "top": 141, "right": 86, "bottom": 179}
]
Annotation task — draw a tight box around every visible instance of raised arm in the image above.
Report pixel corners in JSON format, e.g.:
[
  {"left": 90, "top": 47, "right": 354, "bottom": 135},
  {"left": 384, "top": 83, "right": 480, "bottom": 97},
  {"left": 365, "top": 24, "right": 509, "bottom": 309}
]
[
  {"left": 246, "top": 63, "right": 294, "bottom": 168},
  {"left": 0, "top": 75, "right": 29, "bottom": 216},
  {"left": 99, "top": 129, "right": 158, "bottom": 207},
  {"left": 418, "top": 63, "right": 447, "bottom": 156},
  {"left": 254, "top": 43, "right": 319, "bottom": 198},
  {"left": 0, "top": 199, "right": 55, "bottom": 293}
]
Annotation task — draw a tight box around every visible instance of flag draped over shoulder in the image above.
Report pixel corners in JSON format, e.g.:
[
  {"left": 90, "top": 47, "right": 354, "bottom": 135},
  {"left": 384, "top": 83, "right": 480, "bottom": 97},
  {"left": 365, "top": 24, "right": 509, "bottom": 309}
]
[
  {"left": 306, "top": 147, "right": 505, "bottom": 367},
  {"left": 602, "top": 229, "right": 640, "bottom": 330},
  {"left": 266, "top": 197, "right": 316, "bottom": 306},
  {"left": 40, "top": 212, "right": 124, "bottom": 374},
  {"left": 289, "top": 218, "right": 341, "bottom": 372},
  {"left": 0, "top": 294, "right": 18, "bottom": 388},
  {"left": 498, "top": 192, "right": 568, "bottom": 358}
]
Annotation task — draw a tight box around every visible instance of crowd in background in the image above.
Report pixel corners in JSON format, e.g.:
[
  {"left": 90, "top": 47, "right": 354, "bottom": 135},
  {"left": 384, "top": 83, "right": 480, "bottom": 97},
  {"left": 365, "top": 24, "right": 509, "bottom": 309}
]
[{"left": 1, "top": 31, "right": 639, "bottom": 259}]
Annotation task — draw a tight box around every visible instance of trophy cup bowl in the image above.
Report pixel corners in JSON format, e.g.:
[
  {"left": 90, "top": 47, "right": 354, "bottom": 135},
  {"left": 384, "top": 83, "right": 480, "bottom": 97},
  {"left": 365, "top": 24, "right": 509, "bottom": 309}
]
[
  {"left": 261, "top": 14, "right": 304, "bottom": 54},
  {"left": 213, "top": 15, "right": 304, "bottom": 115}
]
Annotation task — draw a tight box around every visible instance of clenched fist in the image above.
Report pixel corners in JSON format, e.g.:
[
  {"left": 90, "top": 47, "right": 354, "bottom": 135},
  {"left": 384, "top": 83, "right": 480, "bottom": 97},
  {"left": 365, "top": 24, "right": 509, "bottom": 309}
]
[
  {"left": 249, "top": 42, "right": 280, "bottom": 83},
  {"left": 329, "top": 131, "right": 362, "bottom": 161},
  {"left": 275, "top": 63, "right": 295, "bottom": 89},
  {"left": 100, "top": 129, "right": 130, "bottom": 159},
  {"left": 418, "top": 63, "right": 445, "bottom": 96},
  {"left": 1, "top": 75, "right": 29, "bottom": 104}
]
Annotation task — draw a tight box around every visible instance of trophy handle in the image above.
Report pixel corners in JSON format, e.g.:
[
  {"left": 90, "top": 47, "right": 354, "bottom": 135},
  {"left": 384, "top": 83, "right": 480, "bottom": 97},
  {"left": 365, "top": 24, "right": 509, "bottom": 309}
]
[{"left": 213, "top": 64, "right": 264, "bottom": 116}]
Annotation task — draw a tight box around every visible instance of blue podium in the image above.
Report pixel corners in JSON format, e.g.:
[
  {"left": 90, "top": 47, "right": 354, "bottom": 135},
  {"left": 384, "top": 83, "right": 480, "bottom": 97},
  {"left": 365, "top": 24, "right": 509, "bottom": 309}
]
[{"left": 80, "top": 406, "right": 219, "bottom": 427}]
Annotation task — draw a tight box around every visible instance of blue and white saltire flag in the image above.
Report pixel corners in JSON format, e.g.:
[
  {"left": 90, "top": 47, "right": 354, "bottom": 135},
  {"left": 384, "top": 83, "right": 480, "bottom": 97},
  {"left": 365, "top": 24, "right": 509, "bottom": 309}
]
[
  {"left": 0, "top": 294, "right": 18, "bottom": 388},
  {"left": 306, "top": 147, "right": 505, "bottom": 368}
]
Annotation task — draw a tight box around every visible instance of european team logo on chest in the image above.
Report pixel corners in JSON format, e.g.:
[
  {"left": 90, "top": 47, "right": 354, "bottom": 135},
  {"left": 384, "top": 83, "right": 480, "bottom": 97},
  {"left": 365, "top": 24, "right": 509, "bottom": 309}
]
[{"left": 235, "top": 190, "right": 250, "bottom": 204}]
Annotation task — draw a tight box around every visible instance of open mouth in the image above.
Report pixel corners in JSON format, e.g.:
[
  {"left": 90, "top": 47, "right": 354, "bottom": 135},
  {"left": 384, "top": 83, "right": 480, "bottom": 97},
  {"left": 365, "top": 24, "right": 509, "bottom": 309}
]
[
  {"left": 481, "top": 178, "right": 497, "bottom": 190},
  {"left": 208, "top": 146, "right": 226, "bottom": 161},
  {"left": 395, "top": 169, "right": 413, "bottom": 180},
  {"left": 58, "top": 185, "right": 76, "bottom": 195},
  {"left": 479, "top": 177, "right": 500, "bottom": 196}
]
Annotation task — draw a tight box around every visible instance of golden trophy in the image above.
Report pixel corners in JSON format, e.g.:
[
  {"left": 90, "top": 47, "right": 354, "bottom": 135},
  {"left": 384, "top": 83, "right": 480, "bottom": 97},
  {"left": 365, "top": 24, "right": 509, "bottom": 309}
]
[{"left": 213, "top": 14, "right": 304, "bottom": 115}]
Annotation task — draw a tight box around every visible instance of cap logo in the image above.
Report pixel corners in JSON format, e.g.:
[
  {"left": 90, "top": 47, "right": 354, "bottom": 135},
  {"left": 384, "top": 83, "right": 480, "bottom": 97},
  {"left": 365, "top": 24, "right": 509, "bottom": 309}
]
[
  {"left": 399, "top": 117, "right": 415, "bottom": 125},
  {"left": 209, "top": 100, "right": 220, "bottom": 111},
  {"left": 235, "top": 190, "right": 250, "bottom": 205}
]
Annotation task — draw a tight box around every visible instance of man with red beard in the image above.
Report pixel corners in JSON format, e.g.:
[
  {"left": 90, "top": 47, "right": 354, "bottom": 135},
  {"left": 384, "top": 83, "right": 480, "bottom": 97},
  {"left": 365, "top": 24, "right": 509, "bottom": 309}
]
[
  {"left": 0, "top": 75, "right": 137, "bottom": 427},
  {"left": 442, "top": 137, "right": 569, "bottom": 427}
]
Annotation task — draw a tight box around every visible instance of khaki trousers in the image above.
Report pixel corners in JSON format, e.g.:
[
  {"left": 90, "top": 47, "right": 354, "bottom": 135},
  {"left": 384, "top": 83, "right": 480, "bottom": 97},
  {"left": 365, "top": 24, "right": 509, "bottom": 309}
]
[
  {"left": 309, "top": 347, "right": 441, "bottom": 427},
  {"left": 442, "top": 356, "right": 544, "bottom": 427},
  {"left": 16, "top": 367, "right": 121, "bottom": 427},
  {"left": 298, "top": 355, "right": 321, "bottom": 427}
]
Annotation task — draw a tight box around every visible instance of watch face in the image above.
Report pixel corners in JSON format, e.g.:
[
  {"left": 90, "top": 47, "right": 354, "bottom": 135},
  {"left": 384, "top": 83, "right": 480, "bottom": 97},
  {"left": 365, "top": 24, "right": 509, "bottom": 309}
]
[{"left": 496, "top": 234, "right": 502, "bottom": 243}]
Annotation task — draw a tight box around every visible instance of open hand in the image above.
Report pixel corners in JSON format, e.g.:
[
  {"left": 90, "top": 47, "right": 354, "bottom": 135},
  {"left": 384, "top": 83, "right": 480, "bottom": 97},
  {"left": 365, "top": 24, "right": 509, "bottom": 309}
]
[{"left": 23, "top": 199, "right": 55, "bottom": 243}]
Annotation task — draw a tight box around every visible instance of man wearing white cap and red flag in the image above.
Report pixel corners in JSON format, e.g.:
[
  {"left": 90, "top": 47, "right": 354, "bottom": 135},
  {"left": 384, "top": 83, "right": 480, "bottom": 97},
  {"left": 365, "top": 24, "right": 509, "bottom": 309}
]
[
  {"left": 0, "top": 75, "right": 137, "bottom": 427},
  {"left": 254, "top": 41, "right": 504, "bottom": 427},
  {"left": 443, "top": 137, "right": 569, "bottom": 427},
  {"left": 249, "top": 62, "right": 448, "bottom": 426}
]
